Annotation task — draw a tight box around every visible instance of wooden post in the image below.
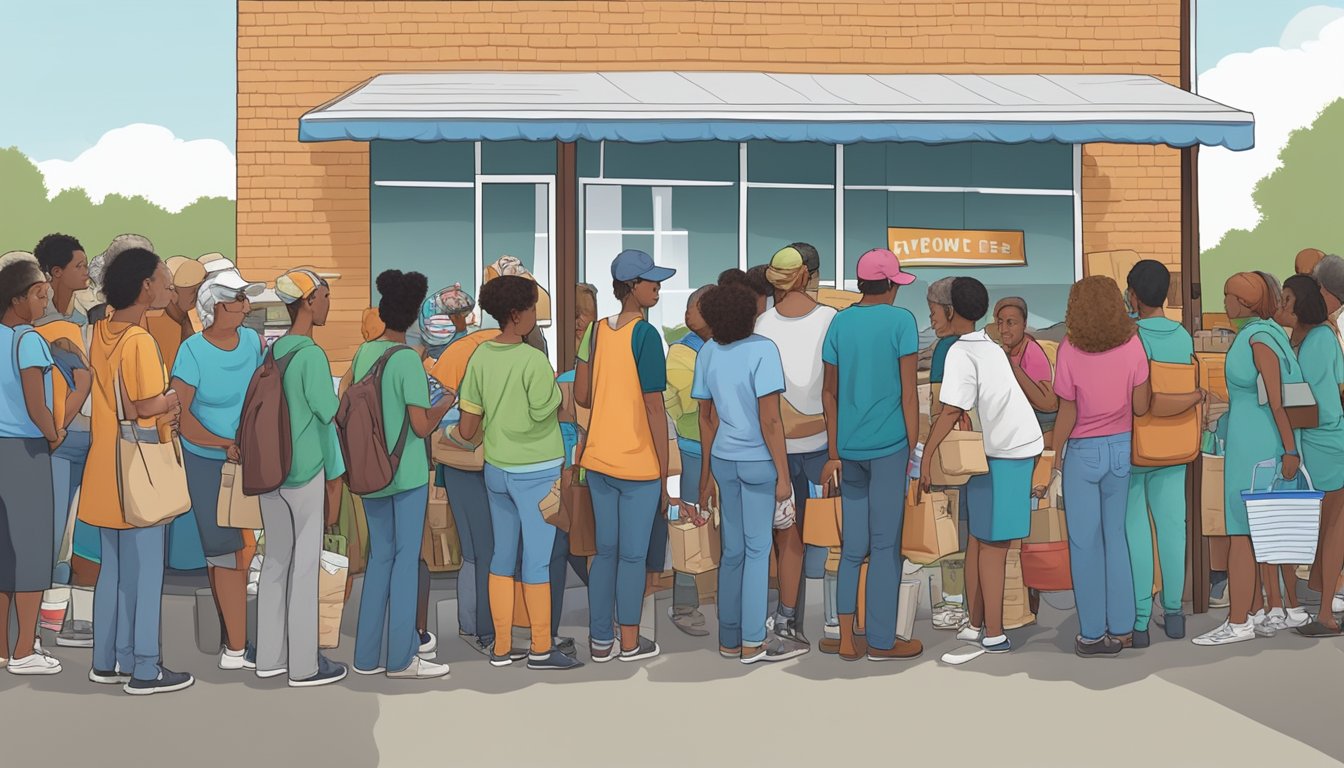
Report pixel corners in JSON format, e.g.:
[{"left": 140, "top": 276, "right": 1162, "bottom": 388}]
[
  {"left": 556, "top": 141, "right": 578, "bottom": 370},
  {"left": 1180, "top": 0, "right": 1209, "bottom": 615}
]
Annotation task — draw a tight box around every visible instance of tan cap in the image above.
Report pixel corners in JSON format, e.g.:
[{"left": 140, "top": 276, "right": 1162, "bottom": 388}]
[{"left": 165, "top": 256, "right": 207, "bottom": 289}]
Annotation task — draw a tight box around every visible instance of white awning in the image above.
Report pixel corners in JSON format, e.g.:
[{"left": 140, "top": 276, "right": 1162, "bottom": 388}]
[{"left": 300, "top": 71, "right": 1253, "bottom": 150}]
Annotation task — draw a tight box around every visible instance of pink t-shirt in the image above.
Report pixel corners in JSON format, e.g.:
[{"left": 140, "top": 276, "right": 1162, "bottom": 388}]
[
  {"left": 1011, "top": 337, "right": 1053, "bottom": 383},
  {"left": 1053, "top": 334, "right": 1150, "bottom": 439}
]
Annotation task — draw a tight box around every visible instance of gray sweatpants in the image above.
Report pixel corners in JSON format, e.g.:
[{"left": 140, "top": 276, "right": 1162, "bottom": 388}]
[{"left": 257, "top": 472, "right": 325, "bottom": 681}]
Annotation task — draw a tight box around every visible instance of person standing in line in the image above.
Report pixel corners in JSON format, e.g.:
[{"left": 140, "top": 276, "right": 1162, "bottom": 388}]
[
  {"left": 756, "top": 245, "right": 837, "bottom": 652},
  {"left": 457, "top": 275, "right": 582, "bottom": 671},
  {"left": 351, "top": 270, "right": 453, "bottom": 680},
  {"left": 575, "top": 249, "right": 674, "bottom": 663},
  {"left": 31, "top": 236, "right": 96, "bottom": 647},
  {"left": 172, "top": 271, "right": 266, "bottom": 671},
  {"left": 820, "top": 248, "right": 923, "bottom": 662},
  {"left": 1123, "top": 261, "right": 1204, "bottom": 643},
  {"left": 257, "top": 269, "right": 349, "bottom": 687},
  {"left": 1277, "top": 274, "right": 1344, "bottom": 637},
  {"left": 922, "top": 277, "right": 1043, "bottom": 662},
  {"left": 694, "top": 283, "right": 803, "bottom": 663},
  {"left": 428, "top": 309, "right": 501, "bottom": 658},
  {"left": 1053, "top": 277, "right": 1149, "bottom": 657},
  {"left": 0, "top": 257, "right": 62, "bottom": 675},
  {"left": 79, "top": 248, "right": 193, "bottom": 694},
  {"left": 994, "top": 297, "right": 1058, "bottom": 447},
  {"left": 1308, "top": 255, "right": 1344, "bottom": 612},
  {"left": 1194, "top": 273, "right": 1301, "bottom": 646},
  {"left": 663, "top": 286, "right": 714, "bottom": 637}
]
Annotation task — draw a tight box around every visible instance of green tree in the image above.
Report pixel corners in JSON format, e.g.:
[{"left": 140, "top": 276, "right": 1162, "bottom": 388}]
[
  {"left": 0, "top": 147, "right": 235, "bottom": 260},
  {"left": 1201, "top": 98, "right": 1344, "bottom": 296}
]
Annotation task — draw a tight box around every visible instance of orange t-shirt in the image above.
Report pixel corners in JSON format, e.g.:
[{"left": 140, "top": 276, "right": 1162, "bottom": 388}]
[
  {"left": 429, "top": 329, "right": 501, "bottom": 391},
  {"left": 580, "top": 320, "right": 659, "bottom": 481},
  {"left": 78, "top": 320, "right": 169, "bottom": 530},
  {"left": 146, "top": 310, "right": 190, "bottom": 376}
]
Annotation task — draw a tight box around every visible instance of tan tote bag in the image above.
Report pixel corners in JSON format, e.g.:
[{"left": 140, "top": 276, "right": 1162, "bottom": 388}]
[
  {"left": 114, "top": 365, "right": 191, "bottom": 528},
  {"left": 218, "top": 460, "right": 263, "bottom": 530}
]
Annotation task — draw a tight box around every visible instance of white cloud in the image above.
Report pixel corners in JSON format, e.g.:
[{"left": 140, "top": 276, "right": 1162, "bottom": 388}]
[
  {"left": 1198, "top": 11, "right": 1344, "bottom": 250},
  {"left": 37, "top": 124, "right": 235, "bottom": 213}
]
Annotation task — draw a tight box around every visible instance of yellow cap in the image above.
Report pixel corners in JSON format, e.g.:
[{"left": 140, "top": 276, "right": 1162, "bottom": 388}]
[
  {"left": 769, "top": 246, "right": 805, "bottom": 271},
  {"left": 275, "top": 268, "right": 323, "bottom": 304}
]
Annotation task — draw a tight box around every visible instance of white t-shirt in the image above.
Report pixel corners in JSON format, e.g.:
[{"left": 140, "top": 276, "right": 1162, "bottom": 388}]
[
  {"left": 939, "top": 329, "right": 1044, "bottom": 460},
  {"left": 755, "top": 304, "right": 837, "bottom": 454}
]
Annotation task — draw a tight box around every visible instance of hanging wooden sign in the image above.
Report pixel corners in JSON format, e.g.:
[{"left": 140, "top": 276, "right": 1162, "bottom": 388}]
[{"left": 888, "top": 227, "right": 1026, "bottom": 267}]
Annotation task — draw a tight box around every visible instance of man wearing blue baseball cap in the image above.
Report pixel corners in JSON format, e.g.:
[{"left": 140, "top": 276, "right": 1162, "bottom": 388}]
[{"left": 575, "top": 249, "right": 675, "bottom": 663}]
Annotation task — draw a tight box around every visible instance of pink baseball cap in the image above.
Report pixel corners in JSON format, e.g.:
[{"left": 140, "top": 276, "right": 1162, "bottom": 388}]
[{"left": 856, "top": 248, "right": 916, "bottom": 285}]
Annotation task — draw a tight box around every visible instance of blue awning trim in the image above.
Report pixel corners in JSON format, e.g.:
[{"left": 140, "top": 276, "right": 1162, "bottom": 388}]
[{"left": 299, "top": 117, "right": 1254, "bottom": 150}]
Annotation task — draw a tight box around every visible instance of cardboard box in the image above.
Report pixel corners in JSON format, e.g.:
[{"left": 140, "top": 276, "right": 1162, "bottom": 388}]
[
  {"left": 1003, "top": 544, "right": 1036, "bottom": 629},
  {"left": 694, "top": 570, "right": 718, "bottom": 604},
  {"left": 1194, "top": 329, "right": 1235, "bottom": 354},
  {"left": 426, "top": 496, "right": 451, "bottom": 531},
  {"left": 896, "top": 579, "right": 920, "bottom": 641},
  {"left": 669, "top": 518, "right": 721, "bottom": 575},
  {"left": 817, "top": 287, "right": 862, "bottom": 310},
  {"left": 1196, "top": 352, "right": 1228, "bottom": 401}
]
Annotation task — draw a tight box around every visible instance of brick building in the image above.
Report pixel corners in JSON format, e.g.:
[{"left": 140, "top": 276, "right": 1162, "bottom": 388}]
[{"left": 237, "top": 0, "right": 1251, "bottom": 370}]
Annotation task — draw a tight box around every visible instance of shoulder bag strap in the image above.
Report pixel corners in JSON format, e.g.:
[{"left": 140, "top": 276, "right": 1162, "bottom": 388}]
[
  {"left": 573, "top": 320, "right": 605, "bottom": 469},
  {"left": 371, "top": 344, "right": 415, "bottom": 458}
]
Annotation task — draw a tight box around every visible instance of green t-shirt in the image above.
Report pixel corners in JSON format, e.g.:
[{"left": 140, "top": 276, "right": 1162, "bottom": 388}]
[
  {"left": 459, "top": 340, "right": 564, "bottom": 469},
  {"left": 272, "top": 335, "right": 345, "bottom": 488},
  {"left": 1136, "top": 317, "right": 1195, "bottom": 365},
  {"left": 351, "top": 340, "right": 430, "bottom": 498}
]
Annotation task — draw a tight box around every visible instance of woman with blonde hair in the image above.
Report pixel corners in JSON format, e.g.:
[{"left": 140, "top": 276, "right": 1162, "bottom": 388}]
[
  {"left": 1193, "top": 272, "right": 1302, "bottom": 646},
  {"left": 1052, "top": 276, "right": 1150, "bottom": 657}
]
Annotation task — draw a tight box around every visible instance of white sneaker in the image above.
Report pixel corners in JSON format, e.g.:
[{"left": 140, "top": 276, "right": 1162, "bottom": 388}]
[
  {"left": 386, "top": 657, "right": 450, "bottom": 680},
  {"left": 956, "top": 620, "right": 983, "bottom": 644},
  {"left": 822, "top": 624, "right": 840, "bottom": 641},
  {"left": 1193, "top": 619, "right": 1255, "bottom": 646},
  {"left": 218, "top": 647, "right": 255, "bottom": 671},
  {"left": 1284, "top": 606, "right": 1311, "bottom": 628},
  {"left": 1253, "top": 609, "right": 1280, "bottom": 638},
  {"left": 1331, "top": 593, "right": 1344, "bottom": 614},
  {"left": 7, "top": 653, "right": 62, "bottom": 676}
]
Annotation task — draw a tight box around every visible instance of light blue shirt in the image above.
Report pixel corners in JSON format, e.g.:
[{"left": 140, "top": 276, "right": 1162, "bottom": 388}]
[
  {"left": 691, "top": 334, "right": 786, "bottom": 462},
  {"left": 0, "top": 325, "right": 53, "bottom": 439},
  {"left": 172, "top": 328, "right": 264, "bottom": 459},
  {"left": 821, "top": 303, "right": 920, "bottom": 461}
]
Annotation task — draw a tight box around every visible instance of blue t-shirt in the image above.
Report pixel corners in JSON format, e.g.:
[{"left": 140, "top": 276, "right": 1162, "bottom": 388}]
[
  {"left": 929, "top": 335, "right": 958, "bottom": 385},
  {"left": 821, "top": 303, "right": 920, "bottom": 461},
  {"left": 172, "top": 329, "right": 265, "bottom": 459},
  {"left": 0, "top": 325, "right": 54, "bottom": 439},
  {"left": 691, "top": 334, "right": 785, "bottom": 462}
]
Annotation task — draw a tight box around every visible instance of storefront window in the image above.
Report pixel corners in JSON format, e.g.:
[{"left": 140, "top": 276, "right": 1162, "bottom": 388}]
[
  {"left": 747, "top": 188, "right": 836, "bottom": 282},
  {"left": 747, "top": 140, "right": 833, "bottom": 185},
  {"left": 370, "top": 186, "right": 475, "bottom": 303},
  {"left": 480, "top": 140, "right": 556, "bottom": 175},
  {"left": 371, "top": 140, "right": 474, "bottom": 182},
  {"left": 603, "top": 140, "right": 737, "bottom": 182}
]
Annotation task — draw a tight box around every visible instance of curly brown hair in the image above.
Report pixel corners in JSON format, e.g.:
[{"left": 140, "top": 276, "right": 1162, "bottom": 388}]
[{"left": 1064, "top": 275, "right": 1135, "bottom": 353}]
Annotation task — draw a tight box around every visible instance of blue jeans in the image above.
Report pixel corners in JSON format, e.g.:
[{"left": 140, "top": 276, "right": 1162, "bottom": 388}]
[
  {"left": 50, "top": 429, "right": 90, "bottom": 584},
  {"left": 1064, "top": 434, "right": 1136, "bottom": 641},
  {"left": 838, "top": 446, "right": 910, "bottom": 651},
  {"left": 587, "top": 472, "right": 660, "bottom": 644},
  {"left": 789, "top": 449, "right": 831, "bottom": 581},
  {"left": 93, "top": 526, "right": 165, "bottom": 681},
  {"left": 672, "top": 446, "right": 703, "bottom": 610},
  {"left": 712, "top": 457, "right": 777, "bottom": 648},
  {"left": 440, "top": 466, "right": 493, "bottom": 645},
  {"left": 356, "top": 484, "right": 428, "bottom": 673},
  {"left": 484, "top": 463, "right": 561, "bottom": 585}
]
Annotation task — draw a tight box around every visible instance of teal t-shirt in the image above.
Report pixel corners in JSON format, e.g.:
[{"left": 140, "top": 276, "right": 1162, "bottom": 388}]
[
  {"left": 929, "top": 335, "right": 958, "bottom": 385},
  {"left": 1136, "top": 317, "right": 1195, "bottom": 365},
  {"left": 272, "top": 335, "right": 345, "bottom": 488},
  {"left": 351, "top": 340, "right": 431, "bottom": 498},
  {"left": 821, "top": 303, "right": 920, "bottom": 461},
  {"left": 172, "top": 329, "right": 264, "bottom": 460}
]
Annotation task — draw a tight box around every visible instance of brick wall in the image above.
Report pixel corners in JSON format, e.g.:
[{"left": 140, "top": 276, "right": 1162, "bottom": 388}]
[{"left": 238, "top": 0, "right": 1185, "bottom": 366}]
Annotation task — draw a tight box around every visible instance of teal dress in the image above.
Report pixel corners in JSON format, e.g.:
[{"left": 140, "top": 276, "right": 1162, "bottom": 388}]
[
  {"left": 1223, "top": 319, "right": 1303, "bottom": 535},
  {"left": 1299, "top": 325, "right": 1344, "bottom": 492}
]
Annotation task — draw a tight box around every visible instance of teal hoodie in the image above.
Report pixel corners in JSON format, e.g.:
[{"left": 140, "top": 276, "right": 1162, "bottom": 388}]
[{"left": 1136, "top": 316, "right": 1194, "bottom": 365}]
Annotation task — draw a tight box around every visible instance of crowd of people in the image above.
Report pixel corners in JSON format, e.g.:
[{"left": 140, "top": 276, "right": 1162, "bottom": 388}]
[{"left": 3, "top": 231, "right": 1343, "bottom": 694}]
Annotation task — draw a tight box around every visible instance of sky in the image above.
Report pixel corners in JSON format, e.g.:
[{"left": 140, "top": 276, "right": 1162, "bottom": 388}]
[{"left": 0, "top": 0, "right": 1340, "bottom": 240}]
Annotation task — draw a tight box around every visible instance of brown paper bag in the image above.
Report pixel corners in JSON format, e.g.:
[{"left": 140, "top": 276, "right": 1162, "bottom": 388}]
[
  {"left": 318, "top": 550, "right": 348, "bottom": 649},
  {"left": 563, "top": 467, "right": 596, "bottom": 557},
  {"left": 1200, "top": 454, "right": 1226, "bottom": 537},
  {"left": 1003, "top": 544, "right": 1036, "bottom": 630},
  {"left": 802, "top": 496, "right": 842, "bottom": 548},
  {"left": 902, "top": 482, "right": 959, "bottom": 565},
  {"left": 670, "top": 517, "right": 721, "bottom": 574},
  {"left": 217, "top": 461, "right": 263, "bottom": 530},
  {"left": 928, "top": 430, "right": 988, "bottom": 486}
]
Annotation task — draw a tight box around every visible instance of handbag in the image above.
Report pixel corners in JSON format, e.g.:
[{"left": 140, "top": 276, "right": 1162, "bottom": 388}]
[
  {"left": 112, "top": 344, "right": 191, "bottom": 528},
  {"left": 801, "top": 472, "right": 842, "bottom": 548},
  {"left": 217, "top": 461, "right": 263, "bottom": 530},
  {"left": 1257, "top": 377, "right": 1319, "bottom": 430},
  {"left": 540, "top": 476, "right": 567, "bottom": 531},
  {"left": 1133, "top": 357, "right": 1202, "bottom": 467},
  {"left": 562, "top": 465, "right": 596, "bottom": 557},
  {"left": 1022, "top": 476, "right": 1072, "bottom": 591},
  {"left": 927, "top": 429, "right": 989, "bottom": 487},
  {"left": 1243, "top": 460, "right": 1324, "bottom": 565},
  {"left": 901, "top": 482, "right": 959, "bottom": 565}
]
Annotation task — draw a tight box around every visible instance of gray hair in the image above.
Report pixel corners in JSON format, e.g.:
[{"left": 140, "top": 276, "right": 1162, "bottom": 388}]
[
  {"left": 687, "top": 284, "right": 713, "bottom": 310},
  {"left": 1314, "top": 255, "right": 1344, "bottom": 302},
  {"left": 926, "top": 277, "right": 955, "bottom": 307},
  {"left": 89, "top": 233, "right": 154, "bottom": 291}
]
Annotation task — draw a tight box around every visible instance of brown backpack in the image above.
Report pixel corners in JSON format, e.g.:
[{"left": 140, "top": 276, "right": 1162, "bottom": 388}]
[
  {"left": 337, "top": 345, "right": 414, "bottom": 496},
  {"left": 237, "top": 342, "right": 305, "bottom": 496}
]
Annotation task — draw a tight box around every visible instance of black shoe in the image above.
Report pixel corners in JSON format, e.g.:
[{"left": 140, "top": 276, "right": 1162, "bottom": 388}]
[
  {"left": 1163, "top": 613, "right": 1186, "bottom": 640},
  {"left": 554, "top": 636, "right": 578, "bottom": 657},
  {"left": 527, "top": 650, "right": 584, "bottom": 671},
  {"left": 489, "top": 649, "right": 528, "bottom": 667},
  {"left": 289, "top": 656, "right": 348, "bottom": 688},
  {"left": 1131, "top": 629, "right": 1150, "bottom": 648},
  {"left": 618, "top": 636, "right": 660, "bottom": 663},
  {"left": 88, "top": 668, "right": 131, "bottom": 685},
  {"left": 123, "top": 668, "right": 195, "bottom": 696},
  {"left": 1075, "top": 635, "right": 1122, "bottom": 658}
]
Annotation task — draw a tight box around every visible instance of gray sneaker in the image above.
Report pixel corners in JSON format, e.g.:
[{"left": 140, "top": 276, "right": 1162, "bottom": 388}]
[
  {"left": 668, "top": 606, "right": 710, "bottom": 637},
  {"left": 57, "top": 620, "right": 93, "bottom": 648},
  {"left": 769, "top": 613, "right": 811, "bottom": 648},
  {"left": 742, "top": 635, "right": 809, "bottom": 664}
]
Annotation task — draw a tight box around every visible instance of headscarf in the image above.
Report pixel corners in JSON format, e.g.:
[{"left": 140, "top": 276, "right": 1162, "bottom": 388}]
[
  {"left": 1226, "top": 271, "right": 1278, "bottom": 321},
  {"left": 765, "top": 246, "right": 809, "bottom": 293},
  {"left": 419, "top": 283, "right": 474, "bottom": 346},
  {"left": 361, "top": 307, "right": 386, "bottom": 341}
]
